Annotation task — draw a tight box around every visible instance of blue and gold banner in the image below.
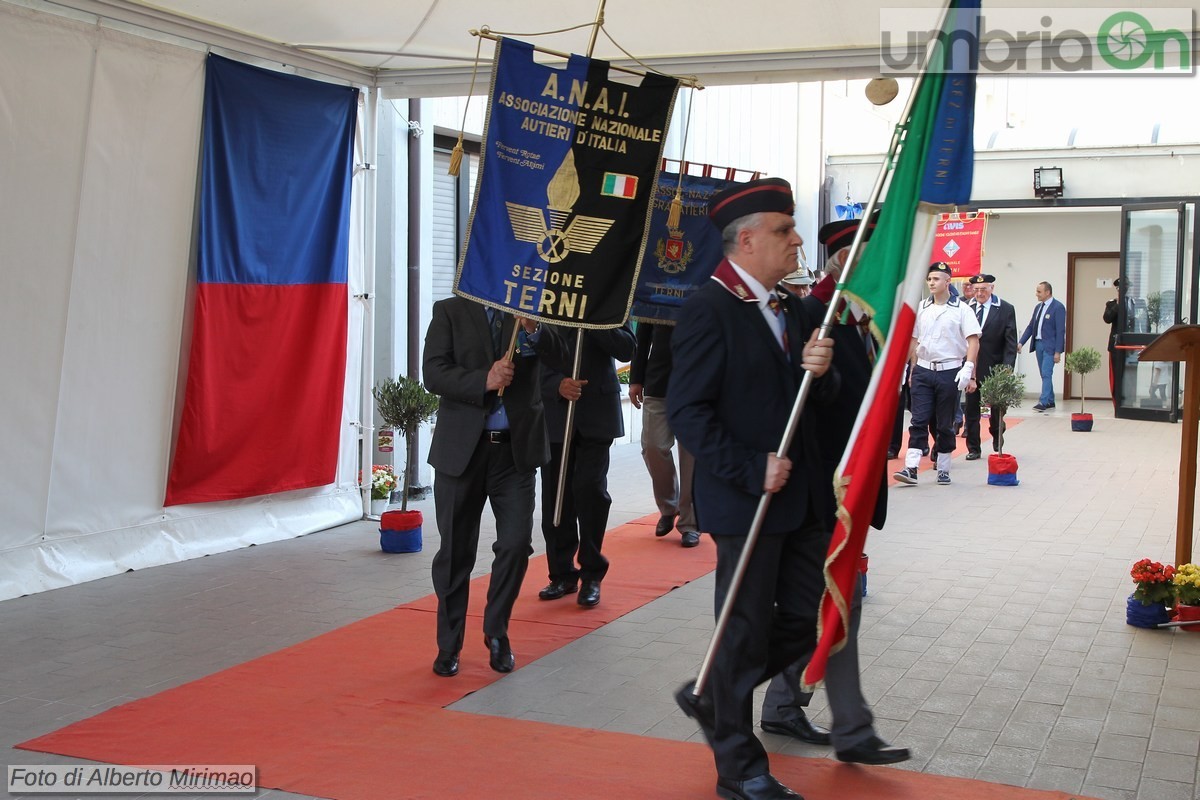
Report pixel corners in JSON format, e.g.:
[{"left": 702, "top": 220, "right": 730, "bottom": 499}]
[
  {"left": 455, "top": 38, "right": 678, "bottom": 328},
  {"left": 631, "top": 172, "right": 732, "bottom": 323}
]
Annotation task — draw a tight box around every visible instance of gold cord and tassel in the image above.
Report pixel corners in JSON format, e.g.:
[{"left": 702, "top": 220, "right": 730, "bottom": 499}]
[{"left": 448, "top": 34, "right": 486, "bottom": 177}]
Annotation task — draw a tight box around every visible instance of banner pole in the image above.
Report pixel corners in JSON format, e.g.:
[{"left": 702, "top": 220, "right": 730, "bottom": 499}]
[
  {"left": 585, "top": 0, "right": 606, "bottom": 57},
  {"left": 553, "top": 329, "right": 586, "bottom": 526},
  {"left": 690, "top": 0, "right": 956, "bottom": 698}
]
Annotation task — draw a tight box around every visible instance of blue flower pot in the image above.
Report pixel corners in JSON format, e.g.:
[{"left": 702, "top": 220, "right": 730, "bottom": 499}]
[{"left": 1126, "top": 593, "right": 1169, "bottom": 628}]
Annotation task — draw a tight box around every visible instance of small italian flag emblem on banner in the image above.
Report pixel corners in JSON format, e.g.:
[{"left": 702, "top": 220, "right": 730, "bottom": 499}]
[{"left": 601, "top": 172, "right": 638, "bottom": 199}]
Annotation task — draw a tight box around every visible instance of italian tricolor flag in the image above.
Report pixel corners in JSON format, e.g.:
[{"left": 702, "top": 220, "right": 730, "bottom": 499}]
[
  {"left": 803, "top": 0, "right": 979, "bottom": 689},
  {"left": 601, "top": 172, "right": 638, "bottom": 199}
]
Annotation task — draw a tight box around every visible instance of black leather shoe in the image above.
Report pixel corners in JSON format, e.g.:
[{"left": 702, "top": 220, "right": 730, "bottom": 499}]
[
  {"left": 836, "top": 735, "right": 911, "bottom": 765},
  {"left": 432, "top": 650, "right": 459, "bottom": 677},
  {"left": 715, "top": 773, "right": 802, "bottom": 800},
  {"left": 965, "top": 450, "right": 981, "bottom": 461},
  {"left": 674, "top": 681, "right": 716, "bottom": 746},
  {"left": 577, "top": 579, "right": 601, "bottom": 607},
  {"left": 681, "top": 530, "right": 701, "bottom": 548},
  {"left": 761, "top": 712, "right": 830, "bottom": 745},
  {"left": 886, "top": 449, "right": 898, "bottom": 460},
  {"left": 484, "top": 635, "right": 514, "bottom": 673},
  {"left": 654, "top": 513, "right": 677, "bottom": 537},
  {"left": 538, "top": 579, "right": 578, "bottom": 600}
]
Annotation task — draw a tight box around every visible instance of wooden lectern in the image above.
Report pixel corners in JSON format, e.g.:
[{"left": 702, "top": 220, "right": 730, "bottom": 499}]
[{"left": 1140, "top": 324, "right": 1200, "bottom": 566}]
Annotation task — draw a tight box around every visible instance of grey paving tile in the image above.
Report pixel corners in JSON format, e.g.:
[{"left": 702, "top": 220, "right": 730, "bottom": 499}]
[
  {"left": 1028, "top": 763, "right": 1087, "bottom": 793},
  {"left": 1142, "top": 750, "right": 1199, "bottom": 784},
  {"left": 1088, "top": 756, "right": 1144, "bottom": 790},
  {"left": 1135, "top": 777, "right": 1192, "bottom": 800},
  {"left": 1105, "top": 711, "right": 1156, "bottom": 738},
  {"left": 1150, "top": 727, "right": 1200, "bottom": 757},
  {"left": 1095, "top": 733, "right": 1151, "bottom": 763},
  {"left": 1080, "top": 785, "right": 1136, "bottom": 800},
  {"left": 996, "top": 721, "right": 1054, "bottom": 750}
]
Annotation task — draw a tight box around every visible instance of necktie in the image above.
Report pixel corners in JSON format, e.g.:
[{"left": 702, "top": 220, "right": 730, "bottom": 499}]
[
  {"left": 766, "top": 295, "right": 789, "bottom": 356},
  {"left": 1034, "top": 302, "right": 1045, "bottom": 339},
  {"left": 976, "top": 302, "right": 985, "bottom": 325}
]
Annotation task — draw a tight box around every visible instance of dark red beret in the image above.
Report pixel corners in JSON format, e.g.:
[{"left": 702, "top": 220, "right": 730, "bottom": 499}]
[
  {"left": 707, "top": 178, "right": 795, "bottom": 231},
  {"left": 817, "top": 213, "right": 878, "bottom": 252}
]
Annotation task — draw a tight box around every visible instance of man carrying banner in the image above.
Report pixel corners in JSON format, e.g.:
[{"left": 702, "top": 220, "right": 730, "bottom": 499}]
[
  {"left": 422, "top": 298, "right": 567, "bottom": 677},
  {"left": 894, "top": 262, "right": 980, "bottom": 487},
  {"left": 536, "top": 323, "right": 637, "bottom": 608},
  {"left": 668, "top": 177, "right": 836, "bottom": 800}
]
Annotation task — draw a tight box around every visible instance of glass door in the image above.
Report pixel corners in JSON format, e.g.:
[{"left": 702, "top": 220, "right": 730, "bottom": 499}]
[{"left": 1115, "top": 203, "right": 1191, "bottom": 421}]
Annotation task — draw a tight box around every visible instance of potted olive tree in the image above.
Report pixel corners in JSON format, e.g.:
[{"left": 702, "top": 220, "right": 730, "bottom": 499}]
[
  {"left": 372, "top": 376, "right": 439, "bottom": 552},
  {"left": 1063, "top": 346, "right": 1102, "bottom": 432},
  {"left": 978, "top": 365, "right": 1025, "bottom": 486}
]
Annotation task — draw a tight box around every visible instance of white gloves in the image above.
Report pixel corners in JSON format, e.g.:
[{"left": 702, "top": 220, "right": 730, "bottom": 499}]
[{"left": 955, "top": 362, "right": 975, "bottom": 391}]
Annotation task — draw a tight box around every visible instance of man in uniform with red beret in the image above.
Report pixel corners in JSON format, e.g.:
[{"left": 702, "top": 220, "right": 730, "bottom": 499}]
[{"left": 669, "top": 177, "right": 837, "bottom": 800}]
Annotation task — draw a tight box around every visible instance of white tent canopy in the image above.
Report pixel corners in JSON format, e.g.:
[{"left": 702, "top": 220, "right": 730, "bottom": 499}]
[{"left": 43, "top": 0, "right": 923, "bottom": 94}]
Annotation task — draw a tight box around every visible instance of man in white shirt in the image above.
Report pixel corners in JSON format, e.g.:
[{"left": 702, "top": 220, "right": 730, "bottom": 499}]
[{"left": 894, "top": 263, "right": 980, "bottom": 486}]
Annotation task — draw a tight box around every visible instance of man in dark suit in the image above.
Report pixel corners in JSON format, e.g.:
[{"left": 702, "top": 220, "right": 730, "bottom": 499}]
[
  {"left": 964, "top": 273, "right": 1018, "bottom": 459},
  {"left": 1018, "top": 281, "right": 1067, "bottom": 411},
  {"left": 629, "top": 322, "right": 699, "bottom": 547},
  {"left": 1102, "top": 277, "right": 1127, "bottom": 410},
  {"left": 668, "top": 177, "right": 837, "bottom": 800},
  {"left": 422, "top": 296, "right": 566, "bottom": 678},
  {"left": 536, "top": 322, "right": 636, "bottom": 608}
]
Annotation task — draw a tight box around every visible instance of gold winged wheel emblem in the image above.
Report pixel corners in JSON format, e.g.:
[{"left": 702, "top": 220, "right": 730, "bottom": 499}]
[{"left": 504, "top": 151, "right": 615, "bottom": 264}]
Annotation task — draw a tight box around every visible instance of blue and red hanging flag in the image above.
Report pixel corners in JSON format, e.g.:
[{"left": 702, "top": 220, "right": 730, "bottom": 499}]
[{"left": 165, "top": 54, "right": 359, "bottom": 506}]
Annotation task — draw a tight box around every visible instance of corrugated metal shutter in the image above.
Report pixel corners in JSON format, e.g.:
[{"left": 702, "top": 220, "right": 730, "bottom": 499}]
[{"left": 431, "top": 149, "right": 457, "bottom": 302}]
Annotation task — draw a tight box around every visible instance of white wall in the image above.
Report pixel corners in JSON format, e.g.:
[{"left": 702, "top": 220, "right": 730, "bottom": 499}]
[
  {"left": 981, "top": 210, "right": 1120, "bottom": 395},
  {"left": 0, "top": 4, "right": 364, "bottom": 600}
]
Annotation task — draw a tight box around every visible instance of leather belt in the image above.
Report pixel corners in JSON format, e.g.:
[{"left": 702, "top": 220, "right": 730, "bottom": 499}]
[
  {"left": 916, "top": 358, "right": 963, "bottom": 371},
  {"left": 484, "top": 430, "right": 511, "bottom": 444}
]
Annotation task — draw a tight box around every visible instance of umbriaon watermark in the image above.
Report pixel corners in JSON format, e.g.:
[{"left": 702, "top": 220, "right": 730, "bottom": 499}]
[{"left": 880, "top": 7, "right": 1193, "bottom": 74}]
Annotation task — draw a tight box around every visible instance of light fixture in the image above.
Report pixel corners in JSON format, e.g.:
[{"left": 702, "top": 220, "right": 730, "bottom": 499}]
[{"left": 1034, "top": 167, "right": 1064, "bottom": 199}]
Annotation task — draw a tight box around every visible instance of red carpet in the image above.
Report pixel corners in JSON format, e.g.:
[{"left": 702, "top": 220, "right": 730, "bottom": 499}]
[{"left": 19, "top": 511, "right": 1089, "bottom": 800}]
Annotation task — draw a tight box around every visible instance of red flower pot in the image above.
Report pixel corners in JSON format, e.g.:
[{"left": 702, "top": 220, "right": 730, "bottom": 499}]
[
  {"left": 987, "top": 453, "right": 1019, "bottom": 486},
  {"left": 1071, "top": 413, "right": 1094, "bottom": 432},
  {"left": 1174, "top": 603, "right": 1200, "bottom": 632},
  {"left": 380, "top": 509, "right": 423, "bottom": 553}
]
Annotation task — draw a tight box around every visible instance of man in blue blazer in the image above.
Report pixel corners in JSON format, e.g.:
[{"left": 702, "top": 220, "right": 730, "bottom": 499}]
[
  {"left": 668, "top": 177, "right": 837, "bottom": 800},
  {"left": 1018, "top": 281, "right": 1067, "bottom": 411}
]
